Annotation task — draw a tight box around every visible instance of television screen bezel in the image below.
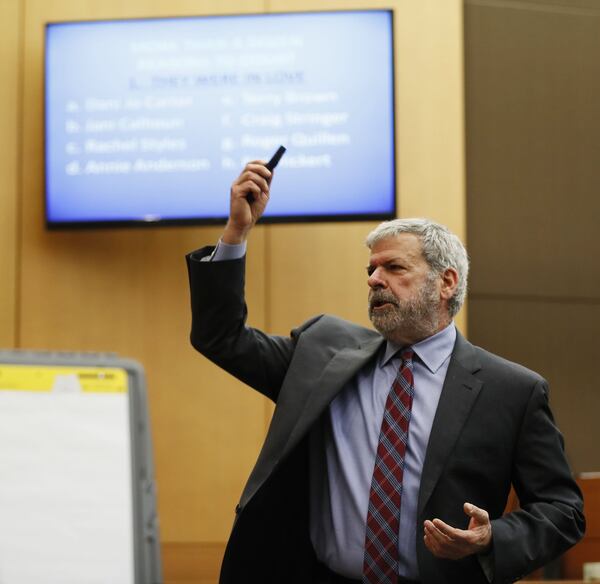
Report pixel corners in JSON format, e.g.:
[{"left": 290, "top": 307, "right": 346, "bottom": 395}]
[{"left": 43, "top": 8, "right": 397, "bottom": 230}]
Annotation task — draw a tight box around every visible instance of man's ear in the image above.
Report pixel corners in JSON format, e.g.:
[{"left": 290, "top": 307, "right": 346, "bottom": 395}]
[{"left": 440, "top": 268, "right": 459, "bottom": 301}]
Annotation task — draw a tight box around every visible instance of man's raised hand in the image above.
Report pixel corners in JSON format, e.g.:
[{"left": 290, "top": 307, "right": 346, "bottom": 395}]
[{"left": 223, "top": 161, "right": 272, "bottom": 245}]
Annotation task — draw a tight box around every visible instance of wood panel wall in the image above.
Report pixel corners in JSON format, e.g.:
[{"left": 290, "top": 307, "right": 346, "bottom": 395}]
[
  {"left": 0, "top": 0, "right": 20, "bottom": 348},
  {"left": 3, "top": 1, "right": 465, "bottom": 581}
]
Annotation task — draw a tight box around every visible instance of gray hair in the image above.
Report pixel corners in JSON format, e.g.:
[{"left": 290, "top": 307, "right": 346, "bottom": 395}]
[{"left": 366, "top": 218, "right": 469, "bottom": 317}]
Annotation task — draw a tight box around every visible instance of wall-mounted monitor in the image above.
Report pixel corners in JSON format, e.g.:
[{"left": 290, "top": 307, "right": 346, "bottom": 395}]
[{"left": 45, "top": 10, "right": 396, "bottom": 228}]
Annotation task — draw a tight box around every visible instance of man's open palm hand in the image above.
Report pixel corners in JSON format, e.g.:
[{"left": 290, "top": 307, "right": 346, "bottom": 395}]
[{"left": 424, "top": 502, "right": 492, "bottom": 560}]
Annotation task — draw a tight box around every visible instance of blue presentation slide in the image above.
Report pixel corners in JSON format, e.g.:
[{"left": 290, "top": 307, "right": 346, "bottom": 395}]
[{"left": 45, "top": 11, "right": 395, "bottom": 224}]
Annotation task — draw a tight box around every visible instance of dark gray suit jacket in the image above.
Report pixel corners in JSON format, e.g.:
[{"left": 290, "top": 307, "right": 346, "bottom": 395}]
[{"left": 187, "top": 248, "right": 584, "bottom": 584}]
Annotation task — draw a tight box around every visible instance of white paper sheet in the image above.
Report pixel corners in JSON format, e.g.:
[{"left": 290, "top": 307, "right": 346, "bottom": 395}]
[{"left": 0, "top": 389, "right": 134, "bottom": 584}]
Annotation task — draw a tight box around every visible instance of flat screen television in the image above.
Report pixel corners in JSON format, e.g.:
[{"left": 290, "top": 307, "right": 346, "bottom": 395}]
[{"left": 44, "top": 10, "right": 396, "bottom": 228}]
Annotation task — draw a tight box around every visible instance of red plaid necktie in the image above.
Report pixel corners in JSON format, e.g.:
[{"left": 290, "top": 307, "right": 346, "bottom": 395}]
[{"left": 362, "top": 348, "right": 415, "bottom": 584}]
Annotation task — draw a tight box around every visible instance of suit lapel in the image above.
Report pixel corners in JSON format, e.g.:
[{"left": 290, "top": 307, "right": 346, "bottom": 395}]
[
  {"left": 418, "top": 333, "right": 483, "bottom": 515},
  {"left": 279, "top": 335, "right": 385, "bottom": 462}
]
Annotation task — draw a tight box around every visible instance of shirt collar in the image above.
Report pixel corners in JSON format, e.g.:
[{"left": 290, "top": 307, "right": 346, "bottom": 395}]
[{"left": 380, "top": 322, "right": 457, "bottom": 374}]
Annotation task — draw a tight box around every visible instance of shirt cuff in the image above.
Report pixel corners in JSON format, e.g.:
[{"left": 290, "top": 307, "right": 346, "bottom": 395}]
[{"left": 200, "top": 239, "right": 247, "bottom": 262}]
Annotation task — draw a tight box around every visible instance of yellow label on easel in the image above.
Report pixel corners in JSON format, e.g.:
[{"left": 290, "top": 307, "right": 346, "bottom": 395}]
[{"left": 0, "top": 365, "right": 128, "bottom": 393}]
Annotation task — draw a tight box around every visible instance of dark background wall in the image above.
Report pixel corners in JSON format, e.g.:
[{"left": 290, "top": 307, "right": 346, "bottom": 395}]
[{"left": 465, "top": 0, "right": 600, "bottom": 474}]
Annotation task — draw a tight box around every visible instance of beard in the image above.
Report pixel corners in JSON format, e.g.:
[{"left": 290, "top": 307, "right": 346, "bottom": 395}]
[{"left": 368, "top": 274, "right": 442, "bottom": 345}]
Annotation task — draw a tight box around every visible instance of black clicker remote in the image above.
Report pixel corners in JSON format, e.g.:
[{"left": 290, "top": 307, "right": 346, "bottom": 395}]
[
  {"left": 246, "top": 146, "right": 286, "bottom": 203},
  {"left": 265, "top": 145, "right": 286, "bottom": 171}
]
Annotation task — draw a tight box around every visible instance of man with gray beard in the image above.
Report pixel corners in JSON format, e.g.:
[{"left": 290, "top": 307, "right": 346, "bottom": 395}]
[
  {"left": 186, "top": 162, "right": 584, "bottom": 584},
  {"left": 368, "top": 267, "right": 442, "bottom": 347}
]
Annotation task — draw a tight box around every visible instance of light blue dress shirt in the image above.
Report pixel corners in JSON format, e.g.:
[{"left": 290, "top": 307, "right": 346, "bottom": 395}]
[
  {"left": 309, "top": 324, "right": 456, "bottom": 579},
  {"left": 208, "top": 239, "right": 457, "bottom": 580}
]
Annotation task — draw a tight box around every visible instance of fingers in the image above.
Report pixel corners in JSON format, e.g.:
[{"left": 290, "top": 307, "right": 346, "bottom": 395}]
[
  {"left": 424, "top": 520, "right": 455, "bottom": 559},
  {"left": 431, "top": 518, "right": 465, "bottom": 540},
  {"left": 233, "top": 162, "right": 272, "bottom": 187},
  {"left": 424, "top": 520, "right": 473, "bottom": 560},
  {"left": 464, "top": 502, "right": 489, "bottom": 524},
  {"left": 423, "top": 504, "right": 492, "bottom": 560},
  {"left": 223, "top": 161, "right": 274, "bottom": 243},
  {"left": 244, "top": 160, "right": 271, "bottom": 175},
  {"left": 233, "top": 179, "right": 265, "bottom": 202},
  {"left": 231, "top": 163, "right": 272, "bottom": 205}
]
